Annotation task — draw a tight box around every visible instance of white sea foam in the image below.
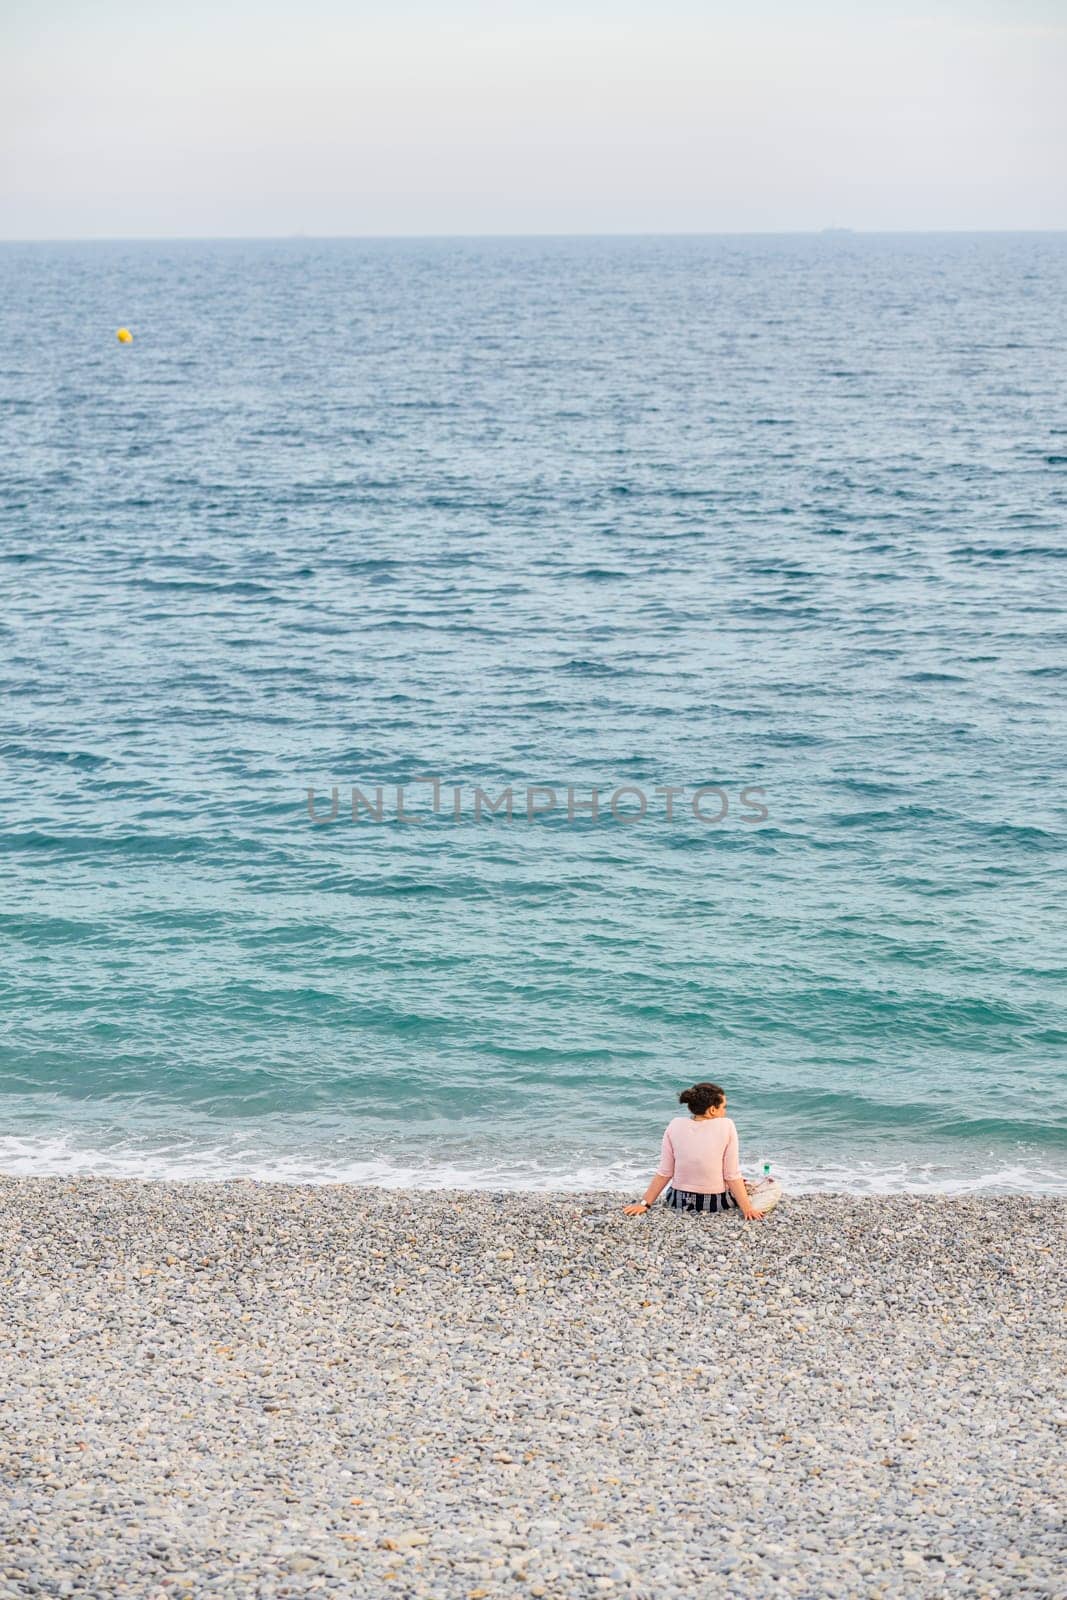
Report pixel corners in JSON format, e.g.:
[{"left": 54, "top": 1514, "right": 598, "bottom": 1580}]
[{"left": 1, "top": 1135, "right": 1064, "bottom": 1196}]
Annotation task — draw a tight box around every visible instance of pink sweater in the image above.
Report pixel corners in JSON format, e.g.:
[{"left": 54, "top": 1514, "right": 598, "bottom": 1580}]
[{"left": 656, "top": 1115, "right": 742, "bottom": 1194}]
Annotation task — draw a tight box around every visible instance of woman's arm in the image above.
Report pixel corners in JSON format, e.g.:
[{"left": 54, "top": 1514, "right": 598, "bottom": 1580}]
[
  {"left": 623, "top": 1172, "right": 670, "bottom": 1216},
  {"left": 723, "top": 1121, "right": 762, "bottom": 1220},
  {"left": 727, "top": 1173, "right": 762, "bottom": 1221},
  {"left": 624, "top": 1127, "right": 674, "bottom": 1215}
]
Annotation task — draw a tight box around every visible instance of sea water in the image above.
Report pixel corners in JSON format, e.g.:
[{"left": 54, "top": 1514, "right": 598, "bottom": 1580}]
[{"left": 1, "top": 234, "right": 1065, "bottom": 1193}]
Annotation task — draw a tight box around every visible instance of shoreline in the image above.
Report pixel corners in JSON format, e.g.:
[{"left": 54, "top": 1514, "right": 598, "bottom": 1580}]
[
  {"left": 2, "top": 1154, "right": 1065, "bottom": 1198},
  {"left": 2, "top": 1177, "right": 1064, "bottom": 1598}
]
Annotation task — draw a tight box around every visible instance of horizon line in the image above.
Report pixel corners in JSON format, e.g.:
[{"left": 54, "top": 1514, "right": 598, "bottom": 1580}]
[{"left": 3, "top": 227, "right": 1067, "bottom": 245}]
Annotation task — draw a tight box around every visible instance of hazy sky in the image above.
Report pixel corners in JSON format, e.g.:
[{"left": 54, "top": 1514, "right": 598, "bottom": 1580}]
[{"left": 3, "top": 0, "right": 1065, "bottom": 237}]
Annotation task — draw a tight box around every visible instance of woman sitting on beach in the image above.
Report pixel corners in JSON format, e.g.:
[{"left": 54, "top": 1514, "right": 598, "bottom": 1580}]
[{"left": 624, "top": 1081, "right": 763, "bottom": 1219}]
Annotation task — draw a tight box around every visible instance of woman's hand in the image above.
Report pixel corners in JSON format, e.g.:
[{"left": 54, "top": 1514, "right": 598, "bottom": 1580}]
[
  {"left": 739, "top": 1205, "right": 764, "bottom": 1221},
  {"left": 623, "top": 1202, "right": 649, "bottom": 1216}
]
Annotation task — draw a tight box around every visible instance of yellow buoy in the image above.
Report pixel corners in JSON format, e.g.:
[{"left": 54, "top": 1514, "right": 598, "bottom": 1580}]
[{"left": 116, "top": 327, "right": 133, "bottom": 344}]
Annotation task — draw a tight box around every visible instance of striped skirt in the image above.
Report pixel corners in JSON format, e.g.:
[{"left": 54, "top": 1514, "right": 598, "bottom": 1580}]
[{"left": 663, "top": 1186, "right": 738, "bottom": 1213}]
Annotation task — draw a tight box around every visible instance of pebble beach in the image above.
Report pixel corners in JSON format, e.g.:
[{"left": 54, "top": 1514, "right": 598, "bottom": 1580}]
[{"left": 1, "top": 1178, "right": 1064, "bottom": 1600}]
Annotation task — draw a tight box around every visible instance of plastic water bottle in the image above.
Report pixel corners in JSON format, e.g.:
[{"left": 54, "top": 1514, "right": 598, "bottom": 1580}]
[{"left": 760, "top": 1160, "right": 772, "bottom": 1186}]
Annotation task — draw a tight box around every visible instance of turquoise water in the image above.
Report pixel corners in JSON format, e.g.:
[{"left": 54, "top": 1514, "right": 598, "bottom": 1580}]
[{"left": 2, "top": 234, "right": 1065, "bottom": 1193}]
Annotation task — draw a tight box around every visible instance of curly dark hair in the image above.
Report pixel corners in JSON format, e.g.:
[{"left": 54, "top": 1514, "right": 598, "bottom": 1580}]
[{"left": 678, "top": 1082, "right": 725, "bottom": 1116}]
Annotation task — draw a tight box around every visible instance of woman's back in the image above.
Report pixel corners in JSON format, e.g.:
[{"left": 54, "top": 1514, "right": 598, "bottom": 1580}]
[{"left": 658, "top": 1114, "right": 741, "bottom": 1194}]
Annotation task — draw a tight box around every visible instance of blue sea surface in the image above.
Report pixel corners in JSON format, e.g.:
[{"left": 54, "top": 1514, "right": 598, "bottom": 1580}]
[{"left": 1, "top": 234, "right": 1065, "bottom": 1192}]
